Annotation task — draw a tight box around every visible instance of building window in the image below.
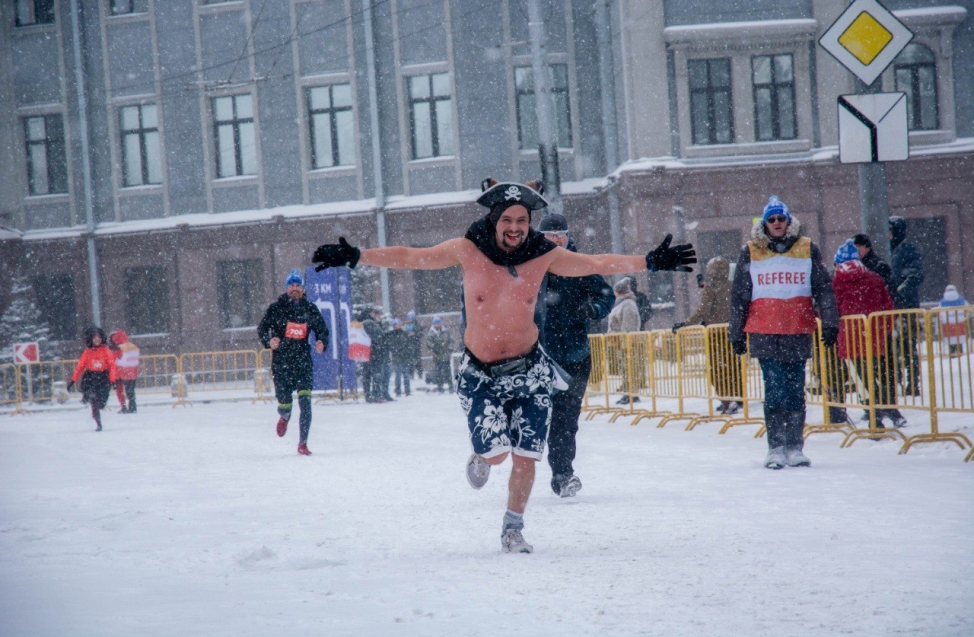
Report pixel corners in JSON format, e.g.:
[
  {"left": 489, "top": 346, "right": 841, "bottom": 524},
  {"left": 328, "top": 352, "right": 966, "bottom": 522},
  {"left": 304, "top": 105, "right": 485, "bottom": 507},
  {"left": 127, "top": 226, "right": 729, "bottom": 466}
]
[
  {"left": 125, "top": 266, "right": 171, "bottom": 334},
  {"left": 407, "top": 73, "right": 453, "bottom": 159},
  {"left": 894, "top": 43, "right": 939, "bottom": 131},
  {"left": 110, "top": 0, "right": 148, "bottom": 15},
  {"left": 24, "top": 115, "right": 68, "bottom": 195},
  {"left": 414, "top": 267, "right": 461, "bottom": 315},
  {"left": 752, "top": 54, "right": 796, "bottom": 141},
  {"left": 33, "top": 274, "right": 77, "bottom": 342},
  {"left": 15, "top": 0, "right": 55, "bottom": 26},
  {"left": 120, "top": 104, "right": 162, "bottom": 186},
  {"left": 514, "top": 64, "right": 572, "bottom": 151},
  {"left": 218, "top": 260, "right": 264, "bottom": 329},
  {"left": 688, "top": 58, "right": 733, "bottom": 145},
  {"left": 307, "top": 84, "right": 355, "bottom": 169},
  {"left": 212, "top": 94, "right": 256, "bottom": 178}
]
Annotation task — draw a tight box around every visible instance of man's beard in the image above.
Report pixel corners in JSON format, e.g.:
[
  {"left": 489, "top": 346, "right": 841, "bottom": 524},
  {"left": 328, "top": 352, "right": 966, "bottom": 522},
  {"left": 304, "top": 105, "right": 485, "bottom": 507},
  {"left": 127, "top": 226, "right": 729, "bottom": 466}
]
[{"left": 288, "top": 290, "right": 303, "bottom": 301}]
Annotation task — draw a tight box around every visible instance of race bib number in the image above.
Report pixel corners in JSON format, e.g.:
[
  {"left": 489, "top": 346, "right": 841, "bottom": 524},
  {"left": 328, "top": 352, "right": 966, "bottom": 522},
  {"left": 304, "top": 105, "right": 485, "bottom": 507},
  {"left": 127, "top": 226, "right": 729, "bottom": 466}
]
[
  {"left": 90, "top": 359, "right": 105, "bottom": 371},
  {"left": 285, "top": 322, "right": 308, "bottom": 340}
]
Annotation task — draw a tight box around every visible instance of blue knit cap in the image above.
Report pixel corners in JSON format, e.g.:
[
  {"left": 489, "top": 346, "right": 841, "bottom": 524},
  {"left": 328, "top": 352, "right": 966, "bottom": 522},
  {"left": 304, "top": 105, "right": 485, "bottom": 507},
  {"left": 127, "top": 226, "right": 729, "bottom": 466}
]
[
  {"left": 432, "top": 316, "right": 442, "bottom": 326},
  {"left": 834, "top": 239, "right": 860, "bottom": 265},
  {"left": 285, "top": 268, "right": 304, "bottom": 288},
  {"left": 762, "top": 196, "right": 791, "bottom": 224}
]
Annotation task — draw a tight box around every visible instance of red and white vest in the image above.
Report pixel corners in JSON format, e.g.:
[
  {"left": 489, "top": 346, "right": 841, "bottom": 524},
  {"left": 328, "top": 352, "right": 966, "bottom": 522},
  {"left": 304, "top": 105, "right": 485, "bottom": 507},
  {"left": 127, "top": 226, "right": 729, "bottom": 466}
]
[{"left": 743, "top": 236, "right": 817, "bottom": 335}]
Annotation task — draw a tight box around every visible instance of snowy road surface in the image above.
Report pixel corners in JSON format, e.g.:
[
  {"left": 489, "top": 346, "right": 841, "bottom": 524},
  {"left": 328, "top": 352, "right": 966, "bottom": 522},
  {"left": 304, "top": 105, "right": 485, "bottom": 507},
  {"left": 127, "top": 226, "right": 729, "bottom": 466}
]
[{"left": 1, "top": 394, "right": 971, "bottom": 637}]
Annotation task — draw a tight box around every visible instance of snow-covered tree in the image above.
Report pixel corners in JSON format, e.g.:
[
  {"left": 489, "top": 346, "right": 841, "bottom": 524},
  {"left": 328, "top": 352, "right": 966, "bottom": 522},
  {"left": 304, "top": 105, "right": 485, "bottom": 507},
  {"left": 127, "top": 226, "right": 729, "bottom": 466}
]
[
  {"left": 0, "top": 274, "right": 62, "bottom": 364},
  {"left": 349, "top": 264, "right": 381, "bottom": 317}
]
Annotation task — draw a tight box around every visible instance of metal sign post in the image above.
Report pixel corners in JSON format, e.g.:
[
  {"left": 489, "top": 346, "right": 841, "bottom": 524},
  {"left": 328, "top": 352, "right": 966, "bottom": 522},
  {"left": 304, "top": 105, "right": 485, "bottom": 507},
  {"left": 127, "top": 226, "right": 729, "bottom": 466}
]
[{"left": 819, "top": 0, "right": 914, "bottom": 262}]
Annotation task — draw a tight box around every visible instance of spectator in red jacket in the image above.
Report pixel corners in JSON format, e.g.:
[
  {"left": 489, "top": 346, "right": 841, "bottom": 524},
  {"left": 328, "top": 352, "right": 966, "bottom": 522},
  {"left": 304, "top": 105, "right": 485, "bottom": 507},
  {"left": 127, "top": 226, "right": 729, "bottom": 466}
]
[
  {"left": 68, "top": 327, "right": 118, "bottom": 431},
  {"left": 832, "top": 240, "right": 906, "bottom": 429},
  {"left": 109, "top": 330, "right": 140, "bottom": 413}
]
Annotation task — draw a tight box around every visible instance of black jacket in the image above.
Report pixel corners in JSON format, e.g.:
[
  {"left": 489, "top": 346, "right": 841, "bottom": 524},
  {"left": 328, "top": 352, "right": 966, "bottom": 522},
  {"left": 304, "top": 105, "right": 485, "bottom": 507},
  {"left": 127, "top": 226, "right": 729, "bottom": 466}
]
[
  {"left": 388, "top": 329, "right": 411, "bottom": 363},
  {"left": 362, "top": 317, "right": 388, "bottom": 364},
  {"left": 860, "top": 250, "right": 895, "bottom": 297},
  {"left": 541, "top": 242, "right": 614, "bottom": 365},
  {"left": 258, "top": 294, "right": 329, "bottom": 378},
  {"left": 890, "top": 238, "right": 924, "bottom": 309}
]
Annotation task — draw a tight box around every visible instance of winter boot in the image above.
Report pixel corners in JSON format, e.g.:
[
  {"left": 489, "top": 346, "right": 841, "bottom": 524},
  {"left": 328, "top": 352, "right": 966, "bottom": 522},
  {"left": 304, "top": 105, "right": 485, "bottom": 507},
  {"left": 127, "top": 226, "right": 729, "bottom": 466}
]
[
  {"left": 552, "top": 473, "right": 582, "bottom": 497},
  {"left": 501, "top": 528, "right": 533, "bottom": 554},
  {"left": 783, "top": 410, "right": 811, "bottom": 467},
  {"left": 466, "top": 454, "right": 490, "bottom": 489},
  {"left": 297, "top": 442, "right": 312, "bottom": 456},
  {"left": 127, "top": 399, "right": 136, "bottom": 414},
  {"left": 763, "top": 408, "right": 787, "bottom": 469},
  {"left": 764, "top": 447, "right": 786, "bottom": 469}
]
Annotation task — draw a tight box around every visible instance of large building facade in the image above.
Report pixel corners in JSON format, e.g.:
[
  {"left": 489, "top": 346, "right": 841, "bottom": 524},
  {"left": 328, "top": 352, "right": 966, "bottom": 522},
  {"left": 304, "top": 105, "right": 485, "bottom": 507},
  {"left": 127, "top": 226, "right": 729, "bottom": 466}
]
[{"left": 0, "top": 0, "right": 971, "bottom": 355}]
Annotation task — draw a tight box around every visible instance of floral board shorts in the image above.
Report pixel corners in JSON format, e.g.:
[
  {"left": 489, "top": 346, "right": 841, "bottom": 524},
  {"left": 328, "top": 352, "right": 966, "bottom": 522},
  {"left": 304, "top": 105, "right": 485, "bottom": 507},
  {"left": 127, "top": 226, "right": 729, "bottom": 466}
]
[{"left": 455, "top": 344, "right": 568, "bottom": 460}]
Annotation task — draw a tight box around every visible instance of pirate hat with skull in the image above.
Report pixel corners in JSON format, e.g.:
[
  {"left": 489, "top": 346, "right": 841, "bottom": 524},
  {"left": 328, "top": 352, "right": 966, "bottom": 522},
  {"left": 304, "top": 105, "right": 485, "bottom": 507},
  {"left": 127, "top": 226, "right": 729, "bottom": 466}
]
[{"left": 476, "top": 178, "right": 548, "bottom": 220}]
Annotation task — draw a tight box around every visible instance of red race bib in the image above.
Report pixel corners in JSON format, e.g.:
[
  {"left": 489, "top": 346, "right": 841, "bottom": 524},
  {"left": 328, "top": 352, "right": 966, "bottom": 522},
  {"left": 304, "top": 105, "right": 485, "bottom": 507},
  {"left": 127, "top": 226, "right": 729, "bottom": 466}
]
[{"left": 285, "top": 322, "right": 308, "bottom": 340}]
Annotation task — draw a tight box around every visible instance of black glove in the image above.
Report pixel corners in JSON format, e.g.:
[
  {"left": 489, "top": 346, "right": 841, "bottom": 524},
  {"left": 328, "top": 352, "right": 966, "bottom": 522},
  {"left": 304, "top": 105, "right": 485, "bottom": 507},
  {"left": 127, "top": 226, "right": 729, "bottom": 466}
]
[
  {"left": 822, "top": 326, "right": 839, "bottom": 349},
  {"left": 731, "top": 340, "right": 747, "bottom": 356},
  {"left": 312, "top": 237, "right": 361, "bottom": 271},
  {"left": 66, "top": 381, "right": 75, "bottom": 392},
  {"left": 672, "top": 322, "right": 685, "bottom": 334},
  {"left": 646, "top": 234, "right": 696, "bottom": 272}
]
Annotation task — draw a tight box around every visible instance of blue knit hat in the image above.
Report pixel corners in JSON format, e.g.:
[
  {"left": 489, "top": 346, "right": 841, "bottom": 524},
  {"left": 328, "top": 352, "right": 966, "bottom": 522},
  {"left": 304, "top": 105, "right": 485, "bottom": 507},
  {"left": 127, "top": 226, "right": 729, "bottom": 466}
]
[
  {"left": 432, "top": 316, "right": 442, "bottom": 326},
  {"left": 285, "top": 268, "right": 304, "bottom": 288},
  {"left": 762, "top": 196, "right": 791, "bottom": 224},
  {"left": 834, "top": 239, "right": 860, "bottom": 265}
]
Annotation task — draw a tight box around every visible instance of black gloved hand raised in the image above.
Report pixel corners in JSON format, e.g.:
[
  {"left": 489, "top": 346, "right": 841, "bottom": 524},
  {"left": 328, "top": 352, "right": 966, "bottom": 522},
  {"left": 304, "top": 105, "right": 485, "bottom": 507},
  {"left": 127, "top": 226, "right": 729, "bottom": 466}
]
[
  {"left": 731, "top": 340, "right": 747, "bottom": 356},
  {"left": 312, "top": 237, "right": 361, "bottom": 271},
  {"left": 821, "top": 326, "right": 839, "bottom": 349},
  {"left": 646, "top": 234, "right": 696, "bottom": 272},
  {"left": 66, "top": 381, "right": 75, "bottom": 392}
]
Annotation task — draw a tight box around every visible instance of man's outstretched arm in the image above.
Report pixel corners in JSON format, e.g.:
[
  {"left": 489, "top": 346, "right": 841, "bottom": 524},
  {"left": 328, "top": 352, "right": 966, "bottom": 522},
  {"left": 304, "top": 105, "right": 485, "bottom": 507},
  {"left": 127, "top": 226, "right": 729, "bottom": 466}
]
[
  {"left": 313, "top": 237, "right": 463, "bottom": 271},
  {"left": 548, "top": 234, "right": 696, "bottom": 277}
]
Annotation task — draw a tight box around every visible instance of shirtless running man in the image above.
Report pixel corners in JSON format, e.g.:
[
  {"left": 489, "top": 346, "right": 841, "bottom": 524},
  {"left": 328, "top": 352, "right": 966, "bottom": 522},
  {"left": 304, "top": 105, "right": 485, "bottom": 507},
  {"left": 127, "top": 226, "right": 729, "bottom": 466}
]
[{"left": 312, "top": 179, "right": 695, "bottom": 553}]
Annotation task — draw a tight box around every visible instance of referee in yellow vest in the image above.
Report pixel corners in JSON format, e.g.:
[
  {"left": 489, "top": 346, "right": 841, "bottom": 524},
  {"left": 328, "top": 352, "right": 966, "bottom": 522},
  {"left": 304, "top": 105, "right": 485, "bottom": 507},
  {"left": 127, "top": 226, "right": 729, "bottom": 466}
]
[{"left": 729, "top": 196, "right": 839, "bottom": 469}]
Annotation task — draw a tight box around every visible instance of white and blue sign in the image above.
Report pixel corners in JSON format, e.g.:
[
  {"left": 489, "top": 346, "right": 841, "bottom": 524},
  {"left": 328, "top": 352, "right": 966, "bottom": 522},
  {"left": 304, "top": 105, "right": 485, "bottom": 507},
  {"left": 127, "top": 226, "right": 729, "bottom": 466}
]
[{"left": 305, "top": 266, "right": 356, "bottom": 392}]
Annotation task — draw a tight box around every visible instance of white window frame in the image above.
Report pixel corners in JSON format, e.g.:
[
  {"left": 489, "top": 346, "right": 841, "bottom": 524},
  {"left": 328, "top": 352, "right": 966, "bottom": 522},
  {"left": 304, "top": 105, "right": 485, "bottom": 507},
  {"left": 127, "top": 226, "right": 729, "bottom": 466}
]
[
  {"left": 882, "top": 7, "right": 967, "bottom": 147},
  {"left": 665, "top": 20, "right": 817, "bottom": 159}
]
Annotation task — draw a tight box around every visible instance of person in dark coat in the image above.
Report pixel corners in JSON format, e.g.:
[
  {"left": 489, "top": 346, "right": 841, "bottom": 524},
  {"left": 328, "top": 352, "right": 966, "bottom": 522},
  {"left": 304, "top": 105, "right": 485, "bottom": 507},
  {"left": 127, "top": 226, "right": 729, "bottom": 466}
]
[
  {"left": 888, "top": 216, "right": 925, "bottom": 395},
  {"left": 629, "top": 276, "right": 653, "bottom": 330},
  {"left": 257, "top": 269, "right": 328, "bottom": 455},
  {"left": 729, "top": 196, "right": 839, "bottom": 469},
  {"left": 831, "top": 240, "right": 906, "bottom": 428},
  {"left": 68, "top": 327, "right": 117, "bottom": 432},
  {"left": 537, "top": 212, "right": 614, "bottom": 497},
  {"left": 852, "top": 234, "right": 895, "bottom": 295},
  {"left": 426, "top": 316, "right": 453, "bottom": 392},
  {"left": 360, "top": 307, "right": 388, "bottom": 402},
  {"left": 403, "top": 311, "right": 423, "bottom": 380},
  {"left": 388, "top": 318, "right": 412, "bottom": 396}
]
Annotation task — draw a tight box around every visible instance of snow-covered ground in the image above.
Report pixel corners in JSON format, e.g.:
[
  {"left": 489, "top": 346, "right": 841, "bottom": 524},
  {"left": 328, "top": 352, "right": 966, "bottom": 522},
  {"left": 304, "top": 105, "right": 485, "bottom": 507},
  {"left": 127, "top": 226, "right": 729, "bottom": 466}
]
[{"left": 1, "top": 393, "right": 971, "bottom": 637}]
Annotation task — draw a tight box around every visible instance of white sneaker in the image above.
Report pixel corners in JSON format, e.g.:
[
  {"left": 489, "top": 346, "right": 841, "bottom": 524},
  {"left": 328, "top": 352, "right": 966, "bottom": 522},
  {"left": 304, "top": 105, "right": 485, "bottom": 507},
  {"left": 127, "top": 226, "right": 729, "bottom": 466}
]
[
  {"left": 764, "top": 446, "right": 786, "bottom": 470},
  {"left": 724, "top": 402, "right": 741, "bottom": 415},
  {"left": 465, "top": 454, "right": 490, "bottom": 489},
  {"left": 890, "top": 415, "right": 908, "bottom": 429},
  {"left": 501, "top": 528, "right": 533, "bottom": 553},
  {"left": 785, "top": 446, "right": 811, "bottom": 467}
]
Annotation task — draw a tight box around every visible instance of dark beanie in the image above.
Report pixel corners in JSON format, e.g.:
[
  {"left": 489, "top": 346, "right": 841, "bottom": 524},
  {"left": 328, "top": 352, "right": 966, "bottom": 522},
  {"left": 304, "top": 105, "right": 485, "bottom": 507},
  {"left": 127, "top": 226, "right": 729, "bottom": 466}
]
[
  {"left": 538, "top": 213, "right": 569, "bottom": 232},
  {"left": 852, "top": 234, "right": 872, "bottom": 249}
]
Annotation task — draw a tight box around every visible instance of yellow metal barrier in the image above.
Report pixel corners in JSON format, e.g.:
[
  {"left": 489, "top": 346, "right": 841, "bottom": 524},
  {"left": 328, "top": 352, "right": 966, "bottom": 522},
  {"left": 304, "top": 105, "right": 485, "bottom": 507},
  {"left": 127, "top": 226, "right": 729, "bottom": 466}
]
[
  {"left": 900, "top": 307, "right": 973, "bottom": 455},
  {"left": 650, "top": 329, "right": 704, "bottom": 428},
  {"left": 584, "top": 333, "right": 631, "bottom": 419},
  {"left": 610, "top": 332, "right": 672, "bottom": 424},
  {"left": 136, "top": 354, "right": 181, "bottom": 395},
  {"left": 179, "top": 350, "right": 259, "bottom": 393},
  {"left": 689, "top": 325, "right": 765, "bottom": 433},
  {"left": 581, "top": 334, "right": 608, "bottom": 416}
]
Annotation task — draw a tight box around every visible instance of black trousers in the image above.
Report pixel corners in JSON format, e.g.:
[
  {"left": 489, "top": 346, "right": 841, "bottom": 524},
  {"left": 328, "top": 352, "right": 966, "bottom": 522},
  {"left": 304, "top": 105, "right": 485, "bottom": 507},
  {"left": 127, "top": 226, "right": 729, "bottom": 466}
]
[{"left": 547, "top": 357, "right": 591, "bottom": 477}]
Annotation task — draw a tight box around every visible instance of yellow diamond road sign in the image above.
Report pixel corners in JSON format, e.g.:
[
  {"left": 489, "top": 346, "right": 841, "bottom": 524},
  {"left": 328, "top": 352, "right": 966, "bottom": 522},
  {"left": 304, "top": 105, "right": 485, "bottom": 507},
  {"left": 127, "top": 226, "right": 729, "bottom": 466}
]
[{"left": 820, "top": 0, "right": 913, "bottom": 86}]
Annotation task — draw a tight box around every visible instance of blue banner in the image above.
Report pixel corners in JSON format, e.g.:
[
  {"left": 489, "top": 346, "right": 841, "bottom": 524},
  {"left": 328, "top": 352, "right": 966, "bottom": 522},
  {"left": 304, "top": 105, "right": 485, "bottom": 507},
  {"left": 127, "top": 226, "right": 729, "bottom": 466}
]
[{"left": 305, "top": 267, "right": 356, "bottom": 392}]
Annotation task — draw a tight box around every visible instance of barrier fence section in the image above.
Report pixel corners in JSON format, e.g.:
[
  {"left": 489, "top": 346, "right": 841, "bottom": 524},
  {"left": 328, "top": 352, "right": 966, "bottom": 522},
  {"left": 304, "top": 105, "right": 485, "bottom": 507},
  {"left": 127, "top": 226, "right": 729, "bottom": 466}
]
[{"left": 583, "top": 307, "right": 974, "bottom": 461}]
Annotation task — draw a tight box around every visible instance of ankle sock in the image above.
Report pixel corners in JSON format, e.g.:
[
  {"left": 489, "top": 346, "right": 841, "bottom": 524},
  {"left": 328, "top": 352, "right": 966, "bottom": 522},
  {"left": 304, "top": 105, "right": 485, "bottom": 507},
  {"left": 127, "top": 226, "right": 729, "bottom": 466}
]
[{"left": 502, "top": 509, "right": 524, "bottom": 532}]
